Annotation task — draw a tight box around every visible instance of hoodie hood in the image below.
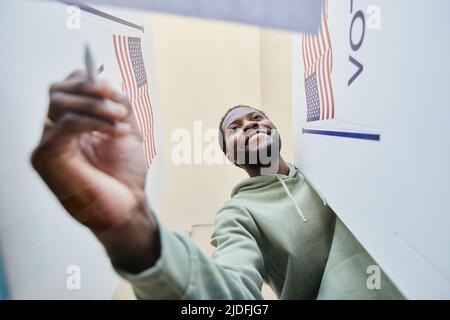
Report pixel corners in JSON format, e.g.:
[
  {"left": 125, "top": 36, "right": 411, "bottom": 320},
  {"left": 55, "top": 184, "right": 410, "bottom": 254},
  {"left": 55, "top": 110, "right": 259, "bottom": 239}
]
[{"left": 231, "top": 162, "right": 327, "bottom": 223}]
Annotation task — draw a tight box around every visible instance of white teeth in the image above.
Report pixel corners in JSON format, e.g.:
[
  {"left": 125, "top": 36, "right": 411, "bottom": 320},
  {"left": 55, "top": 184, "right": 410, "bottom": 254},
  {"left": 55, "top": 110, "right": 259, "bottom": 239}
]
[
  {"left": 247, "top": 130, "right": 268, "bottom": 139},
  {"left": 245, "top": 129, "right": 270, "bottom": 146}
]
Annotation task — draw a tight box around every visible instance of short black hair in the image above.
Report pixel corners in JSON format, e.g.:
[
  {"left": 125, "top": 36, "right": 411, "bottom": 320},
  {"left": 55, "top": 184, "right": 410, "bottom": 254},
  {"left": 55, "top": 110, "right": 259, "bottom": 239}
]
[{"left": 218, "top": 105, "right": 267, "bottom": 154}]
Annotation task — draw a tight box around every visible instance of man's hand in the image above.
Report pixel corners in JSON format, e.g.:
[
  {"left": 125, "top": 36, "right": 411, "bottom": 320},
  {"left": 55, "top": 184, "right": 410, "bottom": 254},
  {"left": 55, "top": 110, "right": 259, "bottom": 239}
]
[{"left": 31, "top": 71, "right": 160, "bottom": 273}]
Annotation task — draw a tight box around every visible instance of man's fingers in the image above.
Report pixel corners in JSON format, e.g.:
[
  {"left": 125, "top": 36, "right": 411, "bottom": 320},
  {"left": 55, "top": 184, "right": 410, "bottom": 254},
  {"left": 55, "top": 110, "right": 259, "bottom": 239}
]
[
  {"left": 56, "top": 112, "right": 132, "bottom": 136},
  {"left": 48, "top": 91, "right": 129, "bottom": 123},
  {"left": 52, "top": 113, "right": 114, "bottom": 146},
  {"left": 32, "top": 112, "right": 113, "bottom": 170},
  {"left": 37, "top": 112, "right": 131, "bottom": 154},
  {"left": 50, "top": 73, "right": 125, "bottom": 102}
]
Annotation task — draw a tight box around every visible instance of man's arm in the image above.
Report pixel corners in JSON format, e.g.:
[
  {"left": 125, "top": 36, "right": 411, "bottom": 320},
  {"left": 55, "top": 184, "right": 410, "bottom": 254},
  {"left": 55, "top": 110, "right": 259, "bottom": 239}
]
[
  {"left": 31, "top": 71, "right": 160, "bottom": 274},
  {"left": 116, "top": 206, "right": 266, "bottom": 299}
]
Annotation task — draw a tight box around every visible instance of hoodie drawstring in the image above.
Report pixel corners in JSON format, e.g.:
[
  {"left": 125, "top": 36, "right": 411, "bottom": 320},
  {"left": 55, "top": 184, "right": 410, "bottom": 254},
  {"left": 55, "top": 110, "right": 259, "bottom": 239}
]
[{"left": 276, "top": 176, "right": 307, "bottom": 223}]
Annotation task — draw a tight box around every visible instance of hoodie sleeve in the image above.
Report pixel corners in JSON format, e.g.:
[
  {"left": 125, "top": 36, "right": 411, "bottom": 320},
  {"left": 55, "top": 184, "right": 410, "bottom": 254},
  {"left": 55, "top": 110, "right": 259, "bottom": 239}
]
[{"left": 113, "top": 206, "right": 265, "bottom": 299}]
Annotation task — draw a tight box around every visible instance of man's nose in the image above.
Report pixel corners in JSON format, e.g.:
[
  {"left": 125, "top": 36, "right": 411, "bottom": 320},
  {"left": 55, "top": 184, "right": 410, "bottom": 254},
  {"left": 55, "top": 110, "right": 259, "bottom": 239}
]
[{"left": 242, "top": 120, "right": 258, "bottom": 132}]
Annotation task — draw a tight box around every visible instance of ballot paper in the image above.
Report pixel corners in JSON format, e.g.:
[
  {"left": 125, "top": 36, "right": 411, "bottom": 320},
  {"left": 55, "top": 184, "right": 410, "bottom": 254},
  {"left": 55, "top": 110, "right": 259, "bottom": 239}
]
[{"left": 79, "top": 0, "right": 324, "bottom": 33}]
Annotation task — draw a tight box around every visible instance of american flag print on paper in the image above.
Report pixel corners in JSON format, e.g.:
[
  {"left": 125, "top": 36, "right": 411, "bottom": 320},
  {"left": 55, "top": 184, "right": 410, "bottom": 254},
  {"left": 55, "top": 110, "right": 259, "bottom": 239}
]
[
  {"left": 113, "top": 35, "right": 156, "bottom": 168},
  {"left": 301, "top": 1, "right": 334, "bottom": 123}
]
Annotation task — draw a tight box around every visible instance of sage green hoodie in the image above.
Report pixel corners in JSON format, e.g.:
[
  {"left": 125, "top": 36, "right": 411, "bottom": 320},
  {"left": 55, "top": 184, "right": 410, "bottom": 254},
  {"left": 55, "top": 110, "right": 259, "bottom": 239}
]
[{"left": 116, "top": 163, "right": 403, "bottom": 299}]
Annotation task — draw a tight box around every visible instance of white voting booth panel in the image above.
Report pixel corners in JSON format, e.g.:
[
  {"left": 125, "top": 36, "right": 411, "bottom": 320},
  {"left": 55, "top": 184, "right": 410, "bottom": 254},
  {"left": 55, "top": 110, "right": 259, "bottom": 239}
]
[
  {"left": 293, "top": 0, "right": 450, "bottom": 299},
  {"left": 0, "top": 0, "right": 163, "bottom": 299}
]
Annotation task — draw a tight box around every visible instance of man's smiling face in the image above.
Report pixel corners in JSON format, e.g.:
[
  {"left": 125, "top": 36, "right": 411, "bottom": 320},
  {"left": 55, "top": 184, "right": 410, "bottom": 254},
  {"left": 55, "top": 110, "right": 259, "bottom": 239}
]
[{"left": 221, "top": 106, "right": 281, "bottom": 166}]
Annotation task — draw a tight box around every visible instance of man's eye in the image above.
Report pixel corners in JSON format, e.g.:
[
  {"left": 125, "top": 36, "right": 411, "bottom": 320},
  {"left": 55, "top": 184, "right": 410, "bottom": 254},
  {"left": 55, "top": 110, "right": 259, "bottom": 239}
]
[
  {"left": 252, "top": 114, "right": 263, "bottom": 120},
  {"left": 229, "top": 126, "right": 238, "bottom": 132}
]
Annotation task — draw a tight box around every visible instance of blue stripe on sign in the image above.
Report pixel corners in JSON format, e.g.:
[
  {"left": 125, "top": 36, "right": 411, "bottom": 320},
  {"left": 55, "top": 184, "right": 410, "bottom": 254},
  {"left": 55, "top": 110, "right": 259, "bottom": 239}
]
[{"left": 302, "top": 128, "right": 381, "bottom": 141}]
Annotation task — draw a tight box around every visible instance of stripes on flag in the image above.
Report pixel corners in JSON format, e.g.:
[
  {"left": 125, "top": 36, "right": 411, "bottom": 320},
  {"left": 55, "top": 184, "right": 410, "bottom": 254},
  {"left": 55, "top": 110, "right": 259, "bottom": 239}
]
[
  {"left": 301, "top": 1, "right": 334, "bottom": 122},
  {"left": 113, "top": 35, "right": 156, "bottom": 168}
]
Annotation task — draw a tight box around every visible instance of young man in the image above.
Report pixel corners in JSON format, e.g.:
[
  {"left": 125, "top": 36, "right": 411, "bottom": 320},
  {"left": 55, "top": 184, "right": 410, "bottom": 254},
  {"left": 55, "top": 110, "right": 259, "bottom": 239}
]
[{"left": 31, "top": 71, "right": 402, "bottom": 299}]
